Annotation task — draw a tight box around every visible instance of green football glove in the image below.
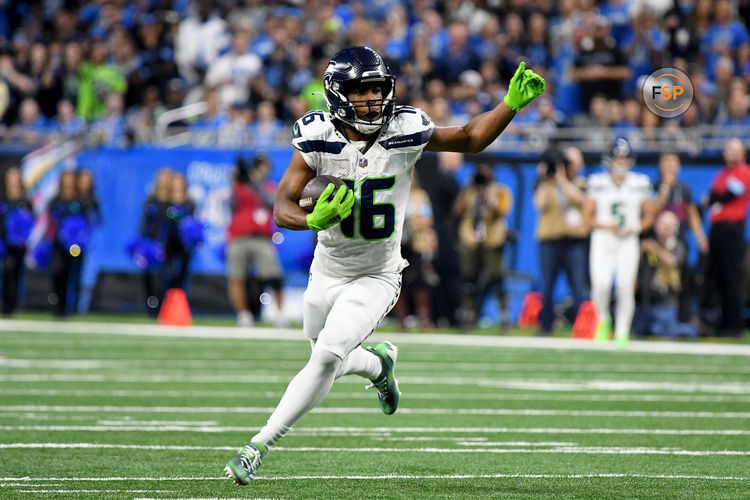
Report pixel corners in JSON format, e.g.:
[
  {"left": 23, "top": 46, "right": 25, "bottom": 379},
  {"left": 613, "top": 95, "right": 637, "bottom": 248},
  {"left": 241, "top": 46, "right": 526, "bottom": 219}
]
[
  {"left": 306, "top": 183, "right": 355, "bottom": 232},
  {"left": 503, "top": 61, "right": 546, "bottom": 112}
]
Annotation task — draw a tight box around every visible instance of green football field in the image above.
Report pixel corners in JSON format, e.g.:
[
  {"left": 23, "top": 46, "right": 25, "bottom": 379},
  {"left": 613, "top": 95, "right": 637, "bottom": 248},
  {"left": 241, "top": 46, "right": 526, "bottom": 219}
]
[{"left": 1, "top": 321, "right": 749, "bottom": 499}]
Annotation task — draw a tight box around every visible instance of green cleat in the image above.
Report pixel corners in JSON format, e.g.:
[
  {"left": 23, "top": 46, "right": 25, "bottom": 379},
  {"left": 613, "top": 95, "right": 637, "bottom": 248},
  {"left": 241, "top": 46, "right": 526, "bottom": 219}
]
[
  {"left": 614, "top": 335, "right": 629, "bottom": 349},
  {"left": 365, "top": 341, "right": 401, "bottom": 415},
  {"left": 224, "top": 442, "right": 266, "bottom": 485},
  {"left": 595, "top": 319, "right": 611, "bottom": 343}
]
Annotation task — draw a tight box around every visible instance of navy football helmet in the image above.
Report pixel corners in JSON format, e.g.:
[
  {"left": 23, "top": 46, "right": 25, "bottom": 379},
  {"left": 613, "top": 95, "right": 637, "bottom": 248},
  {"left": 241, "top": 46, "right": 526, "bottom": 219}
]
[
  {"left": 323, "top": 46, "right": 396, "bottom": 135},
  {"left": 603, "top": 137, "right": 636, "bottom": 175}
]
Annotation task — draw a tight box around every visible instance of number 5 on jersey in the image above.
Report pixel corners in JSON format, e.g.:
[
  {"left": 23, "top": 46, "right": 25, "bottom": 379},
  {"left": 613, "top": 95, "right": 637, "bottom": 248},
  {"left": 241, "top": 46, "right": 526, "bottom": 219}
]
[{"left": 340, "top": 176, "right": 396, "bottom": 240}]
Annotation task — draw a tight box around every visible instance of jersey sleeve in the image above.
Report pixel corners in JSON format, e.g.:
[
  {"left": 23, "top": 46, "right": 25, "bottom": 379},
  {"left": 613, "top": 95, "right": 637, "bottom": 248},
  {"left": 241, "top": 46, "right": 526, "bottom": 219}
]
[
  {"left": 636, "top": 174, "right": 653, "bottom": 202},
  {"left": 378, "top": 106, "right": 435, "bottom": 154},
  {"left": 291, "top": 111, "right": 343, "bottom": 171},
  {"left": 585, "top": 174, "right": 604, "bottom": 200}
]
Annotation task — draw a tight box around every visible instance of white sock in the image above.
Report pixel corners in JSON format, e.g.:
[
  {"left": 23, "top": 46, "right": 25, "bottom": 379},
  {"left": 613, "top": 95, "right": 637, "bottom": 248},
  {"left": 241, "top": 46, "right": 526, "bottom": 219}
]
[
  {"left": 614, "top": 284, "right": 635, "bottom": 339},
  {"left": 335, "top": 346, "right": 382, "bottom": 381},
  {"left": 251, "top": 347, "right": 342, "bottom": 449}
]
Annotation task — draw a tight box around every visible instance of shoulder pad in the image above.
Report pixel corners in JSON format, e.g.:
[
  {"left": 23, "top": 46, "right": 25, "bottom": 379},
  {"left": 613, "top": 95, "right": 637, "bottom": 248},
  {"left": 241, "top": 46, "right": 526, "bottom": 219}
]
[
  {"left": 292, "top": 111, "right": 348, "bottom": 155},
  {"left": 629, "top": 172, "right": 651, "bottom": 187},
  {"left": 380, "top": 106, "right": 434, "bottom": 150},
  {"left": 586, "top": 173, "right": 611, "bottom": 191},
  {"left": 391, "top": 105, "right": 432, "bottom": 131},
  {"left": 292, "top": 111, "right": 335, "bottom": 141},
  {"left": 587, "top": 172, "right": 607, "bottom": 185}
]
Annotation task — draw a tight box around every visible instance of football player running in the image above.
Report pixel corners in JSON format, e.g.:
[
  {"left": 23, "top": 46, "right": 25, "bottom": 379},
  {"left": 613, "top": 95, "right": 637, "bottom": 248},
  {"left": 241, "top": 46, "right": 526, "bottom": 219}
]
[
  {"left": 225, "top": 46, "right": 544, "bottom": 485},
  {"left": 582, "top": 138, "right": 656, "bottom": 347}
]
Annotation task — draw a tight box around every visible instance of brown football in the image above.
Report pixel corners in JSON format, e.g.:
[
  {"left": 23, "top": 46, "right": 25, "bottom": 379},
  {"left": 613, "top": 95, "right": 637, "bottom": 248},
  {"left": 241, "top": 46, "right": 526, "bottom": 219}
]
[{"left": 298, "top": 175, "right": 347, "bottom": 213}]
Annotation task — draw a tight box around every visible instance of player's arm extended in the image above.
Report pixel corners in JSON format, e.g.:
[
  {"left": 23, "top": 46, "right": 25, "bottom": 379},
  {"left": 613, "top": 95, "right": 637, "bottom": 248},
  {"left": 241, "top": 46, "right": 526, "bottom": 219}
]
[
  {"left": 273, "top": 150, "right": 317, "bottom": 230},
  {"left": 425, "top": 62, "right": 544, "bottom": 154}
]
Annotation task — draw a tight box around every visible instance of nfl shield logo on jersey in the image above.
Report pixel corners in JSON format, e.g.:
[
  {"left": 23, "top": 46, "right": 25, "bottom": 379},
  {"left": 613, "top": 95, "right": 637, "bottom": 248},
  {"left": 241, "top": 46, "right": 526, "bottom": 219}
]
[{"left": 359, "top": 157, "right": 368, "bottom": 168}]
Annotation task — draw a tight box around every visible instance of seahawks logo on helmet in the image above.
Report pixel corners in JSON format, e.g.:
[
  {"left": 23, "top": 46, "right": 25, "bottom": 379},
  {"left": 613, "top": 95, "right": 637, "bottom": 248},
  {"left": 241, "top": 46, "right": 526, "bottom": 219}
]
[{"left": 322, "top": 46, "right": 396, "bottom": 135}]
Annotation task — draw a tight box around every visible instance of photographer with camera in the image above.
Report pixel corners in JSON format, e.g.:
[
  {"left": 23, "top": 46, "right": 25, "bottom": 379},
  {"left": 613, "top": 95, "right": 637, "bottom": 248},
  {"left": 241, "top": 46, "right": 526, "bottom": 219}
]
[
  {"left": 227, "top": 155, "right": 284, "bottom": 327},
  {"left": 533, "top": 146, "right": 589, "bottom": 334},
  {"left": 454, "top": 163, "right": 514, "bottom": 329}
]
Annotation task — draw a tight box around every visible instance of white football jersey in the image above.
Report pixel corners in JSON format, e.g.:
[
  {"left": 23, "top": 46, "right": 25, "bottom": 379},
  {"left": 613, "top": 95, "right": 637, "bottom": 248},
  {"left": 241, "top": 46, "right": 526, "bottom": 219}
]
[
  {"left": 586, "top": 171, "right": 652, "bottom": 232},
  {"left": 292, "top": 106, "right": 435, "bottom": 277}
]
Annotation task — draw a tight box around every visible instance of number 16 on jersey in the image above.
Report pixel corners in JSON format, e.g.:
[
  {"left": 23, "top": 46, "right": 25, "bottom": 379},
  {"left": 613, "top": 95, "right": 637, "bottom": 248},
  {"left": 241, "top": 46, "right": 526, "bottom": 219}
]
[{"left": 340, "top": 176, "right": 396, "bottom": 241}]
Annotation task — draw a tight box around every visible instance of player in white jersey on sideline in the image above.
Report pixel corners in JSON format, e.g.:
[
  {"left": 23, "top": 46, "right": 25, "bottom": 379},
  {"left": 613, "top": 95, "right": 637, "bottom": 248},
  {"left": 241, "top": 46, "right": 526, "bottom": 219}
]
[
  {"left": 582, "top": 138, "right": 656, "bottom": 347},
  {"left": 224, "top": 46, "right": 545, "bottom": 485}
]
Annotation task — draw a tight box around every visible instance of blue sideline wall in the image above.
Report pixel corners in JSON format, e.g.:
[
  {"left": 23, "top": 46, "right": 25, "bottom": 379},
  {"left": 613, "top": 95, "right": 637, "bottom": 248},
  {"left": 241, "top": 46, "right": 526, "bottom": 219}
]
[{"left": 65, "top": 146, "right": 726, "bottom": 319}]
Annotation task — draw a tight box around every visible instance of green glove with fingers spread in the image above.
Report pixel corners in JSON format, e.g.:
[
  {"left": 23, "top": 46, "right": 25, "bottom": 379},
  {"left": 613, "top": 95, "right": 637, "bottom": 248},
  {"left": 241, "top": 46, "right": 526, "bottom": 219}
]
[
  {"left": 306, "top": 183, "right": 355, "bottom": 232},
  {"left": 503, "top": 61, "right": 546, "bottom": 112}
]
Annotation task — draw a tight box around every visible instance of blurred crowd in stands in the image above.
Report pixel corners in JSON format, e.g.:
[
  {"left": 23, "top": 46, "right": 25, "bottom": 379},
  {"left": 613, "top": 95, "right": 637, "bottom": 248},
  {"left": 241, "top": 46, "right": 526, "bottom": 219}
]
[{"left": 2, "top": 0, "right": 750, "bottom": 146}]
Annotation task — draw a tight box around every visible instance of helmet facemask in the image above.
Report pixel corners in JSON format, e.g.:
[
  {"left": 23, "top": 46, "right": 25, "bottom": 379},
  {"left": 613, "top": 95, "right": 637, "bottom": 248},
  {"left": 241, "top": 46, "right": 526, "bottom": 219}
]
[
  {"left": 323, "top": 75, "right": 396, "bottom": 135},
  {"left": 605, "top": 157, "right": 635, "bottom": 177}
]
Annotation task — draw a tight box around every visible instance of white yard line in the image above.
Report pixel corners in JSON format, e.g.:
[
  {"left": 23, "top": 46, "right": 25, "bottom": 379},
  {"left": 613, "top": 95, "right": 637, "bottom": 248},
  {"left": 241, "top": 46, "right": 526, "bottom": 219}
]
[
  {"left": 0, "top": 374, "right": 292, "bottom": 383},
  {"left": 13, "top": 490, "right": 170, "bottom": 494},
  {"left": 2, "top": 473, "right": 748, "bottom": 481},
  {"left": 2, "top": 424, "right": 748, "bottom": 435},
  {"left": 0, "top": 387, "right": 748, "bottom": 403},
  {"left": 1, "top": 404, "right": 748, "bottom": 418},
  {"left": 2, "top": 387, "right": 749, "bottom": 403},
  {"left": 4, "top": 356, "right": 749, "bottom": 374},
  {"left": 3, "top": 374, "right": 750, "bottom": 394},
  {"left": 1, "top": 442, "right": 748, "bottom": 456},
  {"left": 1, "top": 319, "right": 749, "bottom": 356}
]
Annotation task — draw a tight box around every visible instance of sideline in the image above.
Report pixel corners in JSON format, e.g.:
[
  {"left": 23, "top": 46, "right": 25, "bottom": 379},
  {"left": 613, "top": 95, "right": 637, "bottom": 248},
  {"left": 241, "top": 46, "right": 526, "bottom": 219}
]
[{"left": 0, "top": 319, "right": 749, "bottom": 356}]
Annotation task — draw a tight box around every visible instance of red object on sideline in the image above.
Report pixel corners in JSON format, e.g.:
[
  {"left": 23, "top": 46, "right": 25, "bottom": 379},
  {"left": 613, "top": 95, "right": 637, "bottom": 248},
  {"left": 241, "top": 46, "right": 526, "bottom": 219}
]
[
  {"left": 158, "top": 288, "right": 193, "bottom": 326},
  {"left": 709, "top": 163, "right": 750, "bottom": 223},
  {"left": 518, "top": 292, "right": 542, "bottom": 328},
  {"left": 572, "top": 301, "right": 599, "bottom": 339},
  {"left": 227, "top": 181, "right": 274, "bottom": 240}
]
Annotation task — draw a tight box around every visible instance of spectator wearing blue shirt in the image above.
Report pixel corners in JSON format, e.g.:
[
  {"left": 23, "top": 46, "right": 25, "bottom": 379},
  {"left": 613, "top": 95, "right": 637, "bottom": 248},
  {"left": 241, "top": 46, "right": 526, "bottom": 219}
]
[
  {"left": 91, "top": 93, "right": 127, "bottom": 146},
  {"left": 702, "top": 0, "right": 750, "bottom": 79},
  {"left": 475, "top": 16, "right": 501, "bottom": 63},
  {"left": 613, "top": 98, "right": 641, "bottom": 131},
  {"left": 52, "top": 99, "right": 85, "bottom": 136},
  {"left": 721, "top": 90, "right": 750, "bottom": 128},
  {"left": 713, "top": 56, "right": 736, "bottom": 103},
  {"left": 600, "top": 0, "right": 633, "bottom": 45},
  {"left": 498, "top": 13, "right": 524, "bottom": 81},
  {"left": 413, "top": 10, "right": 448, "bottom": 63},
  {"left": 550, "top": 36, "right": 582, "bottom": 116},
  {"left": 12, "top": 97, "right": 47, "bottom": 144},
  {"left": 622, "top": 7, "right": 666, "bottom": 91},
  {"left": 432, "top": 21, "right": 480, "bottom": 84},
  {"left": 524, "top": 13, "right": 549, "bottom": 69},
  {"left": 191, "top": 87, "right": 228, "bottom": 143},
  {"left": 249, "top": 100, "right": 283, "bottom": 148},
  {"left": 384, "top": 6, "right": 410, "bottom": 62},
  {"left": 695, "top": 81, "right": 728, "bottom": 124}
]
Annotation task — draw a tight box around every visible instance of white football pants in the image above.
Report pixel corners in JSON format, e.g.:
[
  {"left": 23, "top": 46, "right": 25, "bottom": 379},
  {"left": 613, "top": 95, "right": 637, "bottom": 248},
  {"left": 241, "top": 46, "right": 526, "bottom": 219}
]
[
  {"left": 589, "top": 230, "right": 640, "bottom": 340},
  {"left": 250, "top": 259, "right": 401, "bottom": 449}
]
